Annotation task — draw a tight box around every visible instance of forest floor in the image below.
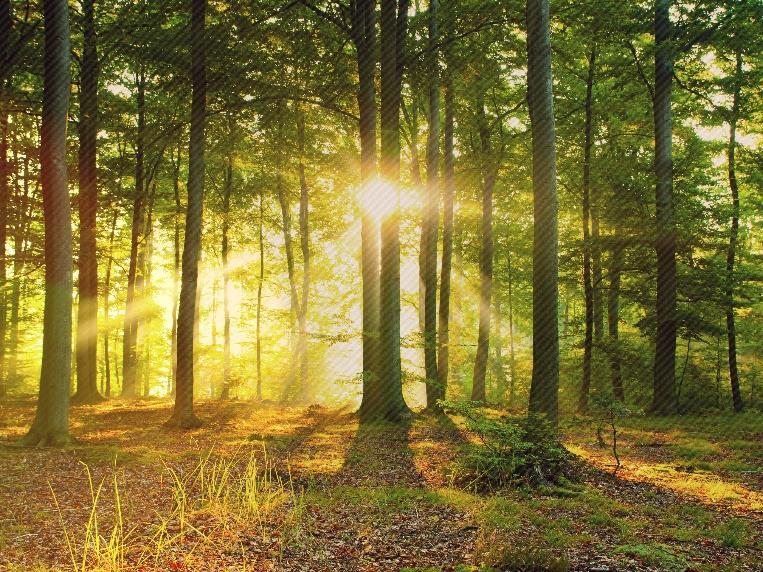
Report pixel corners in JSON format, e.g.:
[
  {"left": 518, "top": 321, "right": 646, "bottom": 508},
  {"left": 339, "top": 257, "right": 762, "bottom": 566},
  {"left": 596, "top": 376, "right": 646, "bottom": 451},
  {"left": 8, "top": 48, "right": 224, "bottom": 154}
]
[{"left": 0, "top": 400, "right": 761, "bottom": 571}]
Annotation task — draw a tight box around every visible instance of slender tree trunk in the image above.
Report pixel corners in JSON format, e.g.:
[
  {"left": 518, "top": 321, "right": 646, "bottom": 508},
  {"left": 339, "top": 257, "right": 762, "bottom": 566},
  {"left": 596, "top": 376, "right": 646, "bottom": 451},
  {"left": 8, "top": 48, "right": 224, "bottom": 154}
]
[
  {"left": 422, "top": 0, "right": 440, "bottom": 409},
  {"left": 507, "top": 249, "right": 517, "bottom": 407},
  {"left": 140, "top": 182, "right": 156, "bottom": 398},
  {"left": 353, "top": 0, "right": 382, "bottom": 419},
  {"left": 526, "top": 0, "right": 560, "bottom": 426},
  {"left": 8, "top": 154, "right": 30, "bottom": 386},
  {"left": 121, "top": 70, "right": 145, "bottom": 399},
  {"left": 256, "top": 185, "right": 264, "bottom": 401},
  {"left": 492, "top": 293, "right": 506, "bottom": 401},
  {"left": 169, "top": 0, "right": 206, "bottom": 428},
  {"left": 651, "top": 0, "right": 678, "bottom": 415},
  {"left": 376, "top": 0, "right": 410, "bottom": 421},
  {"left": 0, "top": 93, "right": 7, "bottom": 400},
  {"left": 22, "top": 0, "right": 73, "bottom": 446},
  {"left": 170, "top": 143, "right": 182, "bottom": 395},
  {"left": 72, "top": 0, "right": 100, "bottom": 404},
  {"left": 726, "top": 49, "right": 743, "bottom": 413},
  {"left": 579, "top": 45, "right": 596, "bottom": 413},
  {"left": 471, "top": 96, "right": 495, "bottom": 402},
  {"left": 608, "top": 233, "right": 625, "bottom": 401},
  {"left": 102, "top": 208, "right": 117, "bottom": 398},
  {"left": 297, "top": 112, "right": 310, "bottom": 401},
  {"left": 220, "top": 122, "right": 233, "bottom": 400},
  {"left": 436, "top": 62, "right": 455, "bottom": 401}
]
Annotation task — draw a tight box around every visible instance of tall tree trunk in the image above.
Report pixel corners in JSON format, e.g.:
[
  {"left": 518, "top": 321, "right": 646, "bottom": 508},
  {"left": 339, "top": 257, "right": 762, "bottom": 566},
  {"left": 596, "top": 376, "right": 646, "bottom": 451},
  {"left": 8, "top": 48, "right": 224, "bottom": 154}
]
[
  {"left": 72, "top": 0, "right": 100, "bottom": 404},
  {"left": 169, "top": 0, "right": 206, "bottom": 428},
  {"left": 651, "top": 0, "right": 678, "bottom": 415},
  {"left": 121, "top": 69, "right": 145, "bottom": 399},
  {"left": 726, "top": 48, "right": 743, "bottom": 413},
  {"left": 376, "top": 0, "right": 410, "bottom": 422},
  {"left": 507, "top": 248, "right": 517, "bottom": 407},
  {"left": 256, "top": 185, "right": 264, "bottom": 401},
  {"left": 22, "top": 0, "right": 73, "bottom": 446},
  {"left": 579, "top": 44, "right": 596, "bottom": 413},
  {"left": 353, "top": 0, "right": 381, "bottom": 419},
  {"left": 220, "top": 121, "right": 233, "bottom": 400},
  {"left": 102, "top": 208, "right": 117, "bottom": 398},
  {"left": 492, "top": 293, "right": 506, "bottom": 401},
  {"left": 608, "top": 232, "right": 625, "bottom": 401},
  {"left": 0, "top": 0, "right": 10, "bottom": 399},
  {"left": 471, "top": 96, "right": 495, "bottom": 402},
  {"left": 297, "top": 112, "right": 310, "bottom": 401},
  {"left": 436, "top": 61, "right": 455, "bottom": 400},
  {"left": 169, "top": 143, "right": 182, "bottom": 395},
  {"left": 422, "top": 0, "right": 440, "bottom": 409},
  {"left": 140, "top": 182, "right": 156, "bottom": 398},
  {"left": 526, "top": 0, "right": 560, "bottom": 427},
  {"left": 8, "top": 153, "right": 30, "bottom": 386}
]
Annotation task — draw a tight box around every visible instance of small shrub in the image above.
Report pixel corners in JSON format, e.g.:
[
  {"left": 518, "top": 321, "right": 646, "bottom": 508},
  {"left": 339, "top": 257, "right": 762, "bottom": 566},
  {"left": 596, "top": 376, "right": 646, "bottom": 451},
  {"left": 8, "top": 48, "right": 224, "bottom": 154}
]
[{"left": 440, "top": 401, "right": 571, "bottom": 491}]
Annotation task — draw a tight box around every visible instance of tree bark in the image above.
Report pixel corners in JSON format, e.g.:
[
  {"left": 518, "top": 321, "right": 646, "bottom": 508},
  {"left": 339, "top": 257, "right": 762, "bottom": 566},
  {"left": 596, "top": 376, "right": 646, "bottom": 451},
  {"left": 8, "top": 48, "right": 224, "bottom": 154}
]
[
  {"left": 72, "top": 0, "right": 101, "bottom": 404},
  {"left": 376, "top": 0, "right": 411, "bottom": 421},
  {"left": 507, "top": 248, "right": 517, "bottom": 407},
  {"left": 526, "top": 0, "right": 560, "bottom": 427},
  {"left": 353, "top": 0, "right": 382, "bottom": 419},
  {"left": 0, "top": 0, "right": 11, "bottom": 399},
  {"left": 726, "top": 48, "right": 743, "bottom": 413},
  {"left": 608, "top": 232, "right": 625, "bottom": 401},
  {"left": 297, "top": 112, "right": 310, "bottom": 401},
  {"left": 256, "top": 185, "right": 264, "bottom": 401},
  {"left": 220, "top": 120, "right": 233, "bottom": 400},
  {"left": 121, "top": 69, "right": 145, "bottom": 399},
  {"left": 102, "top": 208, "right": 118, "bottom": 398},
  {"left": 436, "top": 61, "right": 455, "bottom": 401},
  {"left": 422, "top": 0, "right": 440, "bottom": 409},
  {"left": 651, "top": 0, "right": 678, "bottom": 415},
  {"left": 579, "top": 44, "right": 596, "bottom": 413},
  {"left": 471, "top": 96, "right": 495, "bottom": 403},
  {"left": 168, "top": 0, "right": 206, "bottom": 429},
  {"left": 22, "top": 0, "right": 73, "bottom": 446},
  {"left": 169, "top": 143, "right": 182, "bottom": 395}
]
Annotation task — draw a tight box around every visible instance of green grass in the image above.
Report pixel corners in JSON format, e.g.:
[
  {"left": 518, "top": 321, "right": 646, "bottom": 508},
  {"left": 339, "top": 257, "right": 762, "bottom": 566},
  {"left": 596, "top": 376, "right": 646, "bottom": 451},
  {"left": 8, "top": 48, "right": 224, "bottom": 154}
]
[{"left": 614, "top": 543, "right": 688, "bottom": 571}]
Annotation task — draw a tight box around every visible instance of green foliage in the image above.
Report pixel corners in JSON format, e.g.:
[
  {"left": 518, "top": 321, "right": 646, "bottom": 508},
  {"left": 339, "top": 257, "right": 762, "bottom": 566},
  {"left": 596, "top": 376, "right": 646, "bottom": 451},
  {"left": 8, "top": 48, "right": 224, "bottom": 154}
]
[
  {"left": 441, "top": 401, "right": 570, "bottom": 490},
  {"left": 614, "top": 543, "right": 688, "bottom": 572}
]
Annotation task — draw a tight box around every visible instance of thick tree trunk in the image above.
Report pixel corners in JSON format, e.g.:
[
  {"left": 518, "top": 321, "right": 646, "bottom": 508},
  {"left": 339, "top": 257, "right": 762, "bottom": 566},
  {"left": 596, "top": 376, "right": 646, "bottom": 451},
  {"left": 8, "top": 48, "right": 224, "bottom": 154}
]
[
  {"left": 22, "top": 0, "right": 73, "bottom": 446},
  {"left": 472, "top": 97, "right": 495, "bottom": 403},
  {"left": 353, "top": 0, "right": 382, "bottom": 419},
  {"left": 121, "top": 70, "right": 145, "bottom": 399},
  {"left": 526, "top": 0, "right": 560, "bottom": 426},
  {"left": 422, "top": 0, "right": 440, "bottom": 409},
  {"left": 651, "top": 0, "right": 678, "bottom": 415},
  {"left": 72, "top": 0, "right": 101, "bottom": 404},
  {"left": 168, "top": 0, "right": 206, "bottom": 429},
  {"left": 579, "top": 45, "right": 596, "bottom": 413},
  {"left": 376, "top": 0, "right": 411, "bottom": 422},
  {"left": 436, "top": 63, "right": 455, "bottom": 401},
  {"left": 726, "top": 49, "right": 743, "bottom": 413},
  {"left": 608, "top": 233, "right": 625, "bottom": 401}
]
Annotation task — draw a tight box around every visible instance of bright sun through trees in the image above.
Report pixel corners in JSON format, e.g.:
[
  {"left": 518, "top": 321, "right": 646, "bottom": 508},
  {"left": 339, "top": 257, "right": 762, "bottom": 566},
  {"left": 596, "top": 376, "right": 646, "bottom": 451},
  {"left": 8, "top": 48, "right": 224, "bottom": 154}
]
[{"left": 0, "top": 0, "right": 761, "bottom": 570}]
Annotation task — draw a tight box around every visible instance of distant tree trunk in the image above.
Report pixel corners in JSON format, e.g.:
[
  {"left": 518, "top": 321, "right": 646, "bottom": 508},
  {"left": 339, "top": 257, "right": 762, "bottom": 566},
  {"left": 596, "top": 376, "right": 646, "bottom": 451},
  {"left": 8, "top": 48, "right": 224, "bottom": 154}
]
[
  {"left": 168, "top": 0, "right": 206, "bottom": 429},
  {"left": 471, "top": 96, "right": 495, "bottom": 403},
  {"left": 121, "top": 69, "right": 145, "bottom": 399},
  {"left": 422, "top": 0, "right": 440, "bottom": 409},
  {"left": 169, "top": 144, "right": 182, "bottom": 395},
  {"left": 140, "top": 182, "right": 156, "bottom": 398},
  {"left": 608, "top": 232, "right": 625, "bottom": 401},
  {"left": 492, "top": 293, "right": 507, "bottom": 401},
  {"left": 220, "top": 122, "right": 233, "bottom": 400},
  {"left": 21, "top": 0, "right": 73, "bottom": 446},
  {"left": 726, "top": 48, "right": 743, "bottom": 413},
  {"left": 8, "top": 154, "right": 30, "bottom": 386},
  {"left": 102, "top": 208, "right": 118, "bottom": 398},
  {"left": 352, "top": 0, "right": 381, "bottom": 419},
  {"left": 651, "top": 0, "right": 678, "bottom": 415},
  {"left": 436, "top": 62, "right": 455, "bottom": 400},
  {"left": 526, "top": 0, "right": 560, "bottom": 426},
  {"left": 256, "top": 185, "right": 264, "bottom": 401},
  {"left": 376, "top": 0, "right": 410, "bottom": 421},
  {"left": 579, "top": 45, "right": 596, "bottom": 413},
  {"left": 297, "top": 112, "right": 310, "bottom": 401},
  {"left": 507, "top": 248, "right": 517, "bottom": 407}
]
